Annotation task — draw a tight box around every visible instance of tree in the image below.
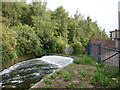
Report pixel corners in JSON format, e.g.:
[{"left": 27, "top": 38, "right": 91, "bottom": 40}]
[
  {"left": 51, "top": 6, "right": 69, "bottom": 42},
  {"left": 31, "top": 2, "right": 57, "bottom": 53},
  {"left": 2, "top": 2, "right": 21, "bottom": 27},
  {"left": 14, "top": 25, "right": 43, "bottom": 56},
  {"left": 2, "top": 24, "right": 17, "bottom": 63},
  {"left": 1, "top": 1, "right": 109, "bottom": 62}
]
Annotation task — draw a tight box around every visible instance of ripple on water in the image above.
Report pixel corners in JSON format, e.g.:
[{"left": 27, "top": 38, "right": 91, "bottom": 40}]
[{"left": 0, "top": 55, "right": 73, "bottom": 88}]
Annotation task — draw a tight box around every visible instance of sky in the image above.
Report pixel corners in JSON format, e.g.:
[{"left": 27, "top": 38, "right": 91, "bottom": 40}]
[{"left": 27, "top": 0, "right": 120, "bottom": 36}]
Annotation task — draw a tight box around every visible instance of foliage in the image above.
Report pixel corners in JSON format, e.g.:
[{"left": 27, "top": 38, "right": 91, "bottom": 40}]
[
  {"left": 51, "top": 6, "right": 69, "bottom": 41},
  {"left": 80, "top": 85, "right": 87, "bottom": 88},
  {"left": 91, "top": 64, "right": 119, "bottom": 88},
  {"left": 43, "top": 79, "right": 52, "bottom": 85},
  {"left": 64, "top": 72, "right": 70, "bottom": 81},
  {"left": 1, "top": 1, "right": 109, "bottom": 64},
  {"left": 54, "top": 36, "right": 69, "bottom": 53},
  {"left": 72, "top": 42, "right": 82, "bottom": 54},
  {"left": 14, "top": 25, "right": 43, "bottom": 56},
  {"left": 73, "top": 56, "right": 96, "bottom": 66},
  {"left": 74, "top": 56, "right": 119, "bottom": 88},
  {"left": 56, "top": 70, "right": 65, "bottom": 75},
  {"left": 80, "top": 71, "right": 88, "bottom": 77},
  {"left": 2, "top": 24, "right": 18, "bottom": 63},
  {"left": 50, "top": 73, "right": 58, "bottom": 79},
  {"left": 41, "top": 85, "right": 53, "bottom": 88},
  {"left": 66, "top": 81, "right": 77, "bottom": 88}
]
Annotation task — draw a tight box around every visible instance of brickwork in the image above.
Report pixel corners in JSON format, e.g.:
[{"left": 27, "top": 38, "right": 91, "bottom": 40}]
[
  {"left": 89, "top": 38, "right": 119, "bottom": 66},
  {"left": 90, "top": 38, "right": 115, "bottom": 48}
]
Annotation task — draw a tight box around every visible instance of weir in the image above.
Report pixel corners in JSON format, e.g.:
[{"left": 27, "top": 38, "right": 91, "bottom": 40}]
[{"left": 0, "top": 55, "right": 73, "bottom": 88}]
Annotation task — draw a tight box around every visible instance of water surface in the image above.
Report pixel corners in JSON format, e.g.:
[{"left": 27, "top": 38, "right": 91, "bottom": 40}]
[{"left": 0, "top": 55, "right": 73, "bottom": 88}]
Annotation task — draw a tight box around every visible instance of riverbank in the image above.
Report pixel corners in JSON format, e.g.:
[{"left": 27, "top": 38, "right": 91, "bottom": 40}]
[{"left": 30, "top": 56, "right": 120, "bottom": 88}]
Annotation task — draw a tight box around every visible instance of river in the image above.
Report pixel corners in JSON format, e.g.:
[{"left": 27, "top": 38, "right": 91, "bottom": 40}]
[{"left": 0, "top": 55, "right": 73, "bottom": 89}]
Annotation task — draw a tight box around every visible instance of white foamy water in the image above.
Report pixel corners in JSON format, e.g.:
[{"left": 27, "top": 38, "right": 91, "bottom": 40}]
[
  {"left": 0, "top": 58, "right": 38, "bottom": 76},
  {"left": 0, "top": 64, "right": 19, "bottom": 76},
  {"left": 0, "top": 55, "right": 73, "bottom": 76},
  {"left": 40, "top": 55, "right": 73, "bottom": 67}
]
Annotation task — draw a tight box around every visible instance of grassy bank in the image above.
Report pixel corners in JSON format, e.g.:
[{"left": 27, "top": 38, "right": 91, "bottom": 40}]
[{"left": 31, "top": 56, "right": 120, "bottom": 88}]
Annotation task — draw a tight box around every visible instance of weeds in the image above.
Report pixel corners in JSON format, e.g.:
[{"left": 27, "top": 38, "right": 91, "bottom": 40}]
[
  {"left": 66, "top": 81, "right": 77, "bottom": 88},
  {"left": 73, "top": 56, "right": 96, "bottom": 66},
  {"left": 79, "top": 78, "right": 86, "bottom": 81},
  {"left": 80, "top": 71, "right": 87, "bottom": 77},
  {"left": 50, "top": 73, "right": 58, "bottom": 79},
  {"left": 43, "top": 79, "right": 52, "bottom": 84},
  {"left": 41, "top": 85, "right": 53, "bottom": 88},
  {"left": 91, "top": 64, "right": 119, "bottom": 88},
  {"left": 38, "top": 56, "right": 119, "bottom": 88},
  {"left": 56, "top": 70, "right": 64, "bottom": 75},
  {"left": 80, "top": 85, "right": 87, "bottom": 88},
  {"left": 64, "top": 72, "right": 70, "bottom": 81}
]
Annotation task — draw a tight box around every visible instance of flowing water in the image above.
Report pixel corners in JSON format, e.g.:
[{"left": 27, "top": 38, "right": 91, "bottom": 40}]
[{"left": 0, "top": 55, "right": 73, "bottom": 89}]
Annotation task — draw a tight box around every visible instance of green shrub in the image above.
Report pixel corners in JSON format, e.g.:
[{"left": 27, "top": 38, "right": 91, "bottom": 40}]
[
  {"left": 80, "top": 71, "right": 87, "bottom": 77},
  {"left": 2, "top": 25, "right": 18, "bottom": 63},
  {"left": 73, "top": 56, "right": 96, "bottom": 66},
  {"left": 14, "top": 25, "right": 43, "bottom": 56},
  {"left": 91, "top": 65, "right": 119, "bottom": 88},
  {"left": 54, "top": 36, "right": 69, "bottom": 53},
  {"left": 50, "top": 73, "right": 58, "bottom": 79},
  {"left": 91, "top": 71, "right": 111, "bottom": 86},
  {"left": 64, "top": 72, "right": 70, "bottom": 81},
  {"left": 41, "top": 85, "right": 53, "bottom": 88},
  {"left": 72, "top": 42, "right": 82, "bottom": 54},
  {"left": 43, "top": 79, "right": 52, "bottom": 84},
  {"left": 56, "top": 70, "right": 64, "bottom": 75}
]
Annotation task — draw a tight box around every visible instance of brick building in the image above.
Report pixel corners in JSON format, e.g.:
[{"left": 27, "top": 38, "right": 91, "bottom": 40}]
[{"left": 110, "top": 29, "right": 120, "bottom": 40}]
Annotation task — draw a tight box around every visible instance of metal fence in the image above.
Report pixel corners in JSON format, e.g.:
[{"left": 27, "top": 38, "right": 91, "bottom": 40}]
[{"left": 88, "top": 42, "right": 120, "bottom": 73}]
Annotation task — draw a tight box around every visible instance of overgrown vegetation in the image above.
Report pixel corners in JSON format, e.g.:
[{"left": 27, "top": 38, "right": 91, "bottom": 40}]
[
  {"left": 43, "top": 79, "right": 52, "bottom": 85},
  {"left": 35, "top": 56, "right": 119, "bottom": 88},
  {"left": 91, "top": 64, "right": 120, "bottom": 88},
  {"left": 1, "top": 1, "right": 109, "bottom": 65},
  {"left": 73, "top": 56, "right": 96, "bottom": 66},
  {"left": 74, "top": 56, "right": 120, "bottom": 88}
]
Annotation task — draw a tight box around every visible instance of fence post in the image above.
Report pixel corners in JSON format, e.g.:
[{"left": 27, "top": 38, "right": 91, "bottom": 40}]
[
  {"left": 119, "top": 50, "right": 120, "bottom": 74},
  {"left": 88, "top": 42, "right": 91, "bottom": 56},
  {"left": 98, "top": 42, "right": 101, "bottom": 64}
]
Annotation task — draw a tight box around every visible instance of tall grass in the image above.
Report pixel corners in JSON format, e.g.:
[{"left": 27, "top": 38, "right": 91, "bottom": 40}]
[{"left": 73, "top": 56, "right": 96, "bottom": 66}]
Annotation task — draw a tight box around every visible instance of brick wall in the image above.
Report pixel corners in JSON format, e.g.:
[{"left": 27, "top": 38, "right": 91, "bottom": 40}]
[{"left": 90, "top": 38, "right": 115, "bottom": 48}]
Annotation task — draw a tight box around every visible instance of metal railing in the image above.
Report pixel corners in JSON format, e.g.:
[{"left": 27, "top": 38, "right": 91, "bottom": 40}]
[{"left": 88, "top": 42, "right": 120, "bottom": 73}]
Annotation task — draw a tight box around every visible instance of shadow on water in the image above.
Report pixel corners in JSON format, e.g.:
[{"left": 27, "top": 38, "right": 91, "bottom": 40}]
[{"left": 0, "top": 55, "right": 73, "bottom": 89}]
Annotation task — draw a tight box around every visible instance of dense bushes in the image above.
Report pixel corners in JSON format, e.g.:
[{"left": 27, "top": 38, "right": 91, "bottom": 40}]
[
  {"left": 14, "top": 25, "right": 43, "bottom": 56},
  {"left": 72, "top": 42, "right": 82, "bottom": 54},
  {"left": 2, "top": 24, "right": 18, "bottom": 63},
  {"left": 1, "top": 2, "right": 109, "bottom": 64}
]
